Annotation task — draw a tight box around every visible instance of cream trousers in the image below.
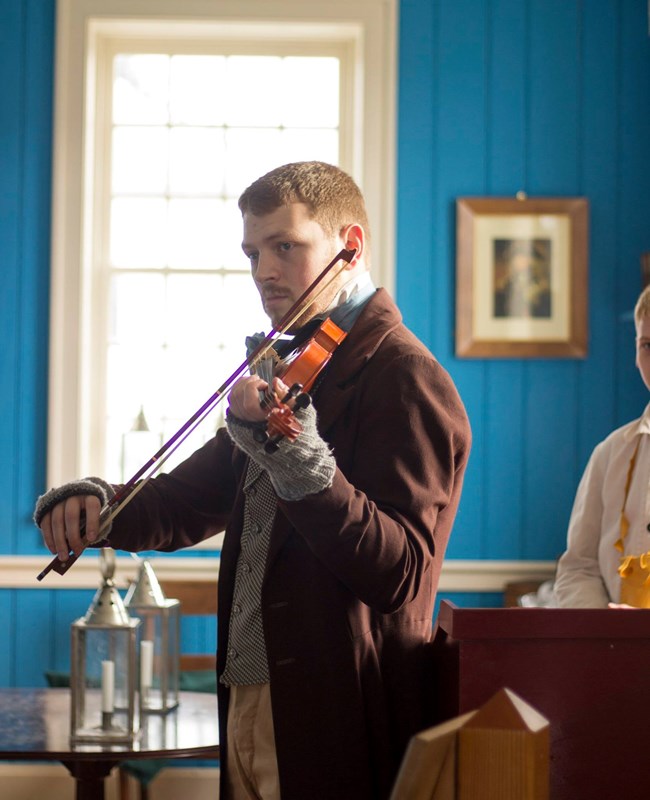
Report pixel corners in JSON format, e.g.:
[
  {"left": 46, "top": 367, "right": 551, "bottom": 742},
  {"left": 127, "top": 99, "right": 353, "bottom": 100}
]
[{"left": 226, "top": 683, "right": 281, "bottom": 800}]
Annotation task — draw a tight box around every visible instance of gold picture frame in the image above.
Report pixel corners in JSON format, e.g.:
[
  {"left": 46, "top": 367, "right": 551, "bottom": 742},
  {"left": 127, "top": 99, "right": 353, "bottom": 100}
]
[{"left": 455, "top": 196, "right": 589, "bottom": 358}]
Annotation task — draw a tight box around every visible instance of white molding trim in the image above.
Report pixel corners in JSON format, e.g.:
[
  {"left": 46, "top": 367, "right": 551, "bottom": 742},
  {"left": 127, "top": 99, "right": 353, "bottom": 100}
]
[
  {"left": 0, "top": 556, "right": 554, "bottom": 591},
  {"left": 0, "top": 555, "right": 220, "bottom": 589},
  {"left": 437, "top": 560, "right": 555, "bottom": 592}
]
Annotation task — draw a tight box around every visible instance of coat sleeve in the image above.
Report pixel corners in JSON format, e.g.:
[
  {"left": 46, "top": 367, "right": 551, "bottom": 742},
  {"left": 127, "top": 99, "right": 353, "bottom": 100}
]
[
  {"left": 106, "top": 428, "right": 240, "bottom": 553},
  {"left": 277, "top": 350, "right": 471, "bottom": 613}
]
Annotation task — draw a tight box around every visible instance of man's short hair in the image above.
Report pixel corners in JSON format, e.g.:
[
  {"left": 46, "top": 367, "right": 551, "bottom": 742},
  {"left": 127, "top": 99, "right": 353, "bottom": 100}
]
[
  {"left": 635, "top": 285, "right": 650, "bottom": 328},
  {"left": 238, "top": 161, "right": 371, "bottom": 252}
]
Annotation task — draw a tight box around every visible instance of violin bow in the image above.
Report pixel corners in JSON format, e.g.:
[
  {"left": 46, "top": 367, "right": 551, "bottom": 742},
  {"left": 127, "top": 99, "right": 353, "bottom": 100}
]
[{"left": 37, "top": 247, "right": 356, "bottom": 581}]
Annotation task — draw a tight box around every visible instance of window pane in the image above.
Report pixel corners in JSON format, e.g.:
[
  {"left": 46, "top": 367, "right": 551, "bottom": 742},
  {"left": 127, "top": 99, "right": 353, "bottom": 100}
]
[
  {"left": 167, "top": 199, "right": 222, "bottom": 269},
  {"left": 169, "top": 127, "right": 225, "bottom": 195},
  {"left": 281, "top": 57, "right": 339, "bottom": 127},
  {"left": 160, "top": 344, "right": 223, "bottom": 419},
  {"left": 222, "top": 199, "right": 250, "bottom": 271},
  {"left": 110, "top": 273, "right": 166, "bottom": 345},
  {"left": 165, "top": 273, "right": 222, "bottom": 345},
  {"left": 279, "top": 128, "right": 339, "bottom": 165},
  {"left": 112, "top": 127, "right": 169, "bottom": 194},
  {"left": 101, "top": 46, "right": 343, "bottom": 480},
  {"left": 223, "top": 128, "right": 283, "bottom": 196},
  {"left": 169, "top": 55, "right": 227, "bottom": 125},
  {"left": 110, "top": 198, "right": 168, "bottom": 268},
  {"left": 225, "top": 56, "right": 283, "bottom": 126},
  {"left": 113, "top": 54, "right": 170, "bottom": 125},
  {"left": 106, "top": 343, "right": 166, "bottom": 428}
]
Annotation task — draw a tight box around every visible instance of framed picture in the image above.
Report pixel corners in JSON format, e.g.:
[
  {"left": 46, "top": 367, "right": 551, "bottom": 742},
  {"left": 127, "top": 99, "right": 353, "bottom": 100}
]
[{"left": 455, "top": 196, "right": 589, "bottom": 358}]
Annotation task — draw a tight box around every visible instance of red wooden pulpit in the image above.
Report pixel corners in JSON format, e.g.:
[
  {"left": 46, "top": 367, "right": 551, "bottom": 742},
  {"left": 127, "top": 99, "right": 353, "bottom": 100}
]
[{"left": 431, "top": 601, "right": 650, "bottom": 800}]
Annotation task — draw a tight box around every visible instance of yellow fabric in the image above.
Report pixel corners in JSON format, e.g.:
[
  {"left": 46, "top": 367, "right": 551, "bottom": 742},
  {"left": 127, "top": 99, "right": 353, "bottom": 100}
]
[
  {"left": 615, "top": 438, "right": 640, "bottom": 553},
  {"left": 618, "top": 552, "right": 650, "bottom": 608},
  {"left": 613, "top": 437, "right": 650, "bottom": 606}
]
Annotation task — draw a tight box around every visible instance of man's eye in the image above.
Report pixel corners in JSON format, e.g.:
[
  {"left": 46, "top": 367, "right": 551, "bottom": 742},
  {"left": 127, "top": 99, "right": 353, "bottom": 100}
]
[
  {"left": 278, "top": 242, "right": 292, "bottom": 252},
  {"left": 247, "top": 252, "right": 259, "bottom": 263}
]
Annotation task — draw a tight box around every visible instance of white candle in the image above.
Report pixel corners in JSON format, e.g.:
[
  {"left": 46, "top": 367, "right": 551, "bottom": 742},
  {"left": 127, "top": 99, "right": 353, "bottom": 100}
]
[
  {"left": 140, "top": 640, "right": 154, "bottom": 690},
  {"left": 101, "top": 660, "right": 115, "bottom": 713}
]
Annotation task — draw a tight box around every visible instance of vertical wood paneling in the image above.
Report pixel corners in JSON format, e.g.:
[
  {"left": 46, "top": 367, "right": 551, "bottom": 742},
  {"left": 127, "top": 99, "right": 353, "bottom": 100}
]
[
  {"left": 15, "top": 589, "right": 53, "bottom": 686},
  {"left": 487, "top": 0, "right": 528, "bottom": 193},
  {"left": 528, "top": 0, "right": 581, "bottom": 194},
  {"left": 0, "top": 1, "right": 23, "bottom": 555},
  {"left": 0, "top": 0, "right": 54, "bottom": 559},
  {"left": 51, "top": 590, "right": 96, "bottom": 675},
  {"left": 16, "top": 0, "right": 54, "bottom": 555},
  {"left": 521, "top": 1, "right": 581, "bottom": 560},
  {"left": 0, "top": 591, "right": 15, "bottom": 685},
  {"left": 616, "top": 0, "right": 650, "bottom": 425},
  {"left": 577, "top": 0, "right": 620, "bottom": 474},
  {"left": 396, "top": 0, "right": 436, "bottom": 345},
  {"left": 396, "top": 0, "right": 650, "bottom": 566},
  {"left": 523, "top": 363, "right": 580, "bottom": 559},
  {"left": 181, "top": 616, "right": 218, "bottom": 658},
  {"left": 432, "top": 0, "right": 490, "bottom": 558},
  {"left": 483, "top": 0, "right": 528, "bottom": 558}
]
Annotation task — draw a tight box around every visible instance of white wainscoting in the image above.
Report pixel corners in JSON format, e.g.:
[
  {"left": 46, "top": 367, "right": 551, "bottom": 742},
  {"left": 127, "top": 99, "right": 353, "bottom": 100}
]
[{"left": 0, "top": 555, "right": 555, "bottom": 591}]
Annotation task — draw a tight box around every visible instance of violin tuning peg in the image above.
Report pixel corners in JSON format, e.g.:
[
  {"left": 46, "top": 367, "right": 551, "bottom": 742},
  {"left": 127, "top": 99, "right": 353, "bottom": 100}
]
[{"left": 294, "top": 392, "right": 311, "bottom": 410}]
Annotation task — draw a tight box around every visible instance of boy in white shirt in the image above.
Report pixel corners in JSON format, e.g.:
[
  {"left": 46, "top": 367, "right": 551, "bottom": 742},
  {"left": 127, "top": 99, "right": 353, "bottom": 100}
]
[{"left": 555, "top": 285, "right": 650, "bottom": 607}]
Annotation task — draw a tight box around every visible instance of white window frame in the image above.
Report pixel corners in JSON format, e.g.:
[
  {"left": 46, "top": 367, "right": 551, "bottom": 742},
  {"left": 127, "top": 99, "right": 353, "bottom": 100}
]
[{"left": 48, "top": 0, "right": 397, "bottom": 486}]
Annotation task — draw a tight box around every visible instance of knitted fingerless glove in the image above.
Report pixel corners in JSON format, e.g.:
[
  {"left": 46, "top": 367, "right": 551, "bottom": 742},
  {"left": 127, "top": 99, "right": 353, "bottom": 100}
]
[
  {"left": 226, "top": 403, "right": 336, "bottom": 501},
  {"left": 33, "top": 476, "right": 116, "bottom": 536}
]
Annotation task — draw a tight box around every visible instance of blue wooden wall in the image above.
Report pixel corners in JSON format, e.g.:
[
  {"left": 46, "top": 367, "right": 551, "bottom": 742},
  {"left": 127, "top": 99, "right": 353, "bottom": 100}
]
[
  {"left": 397, "top": 0, "right": 650, "bottom": 562},
  {"left": 1, "top": 0, "right": 650, "bottom": 686}
]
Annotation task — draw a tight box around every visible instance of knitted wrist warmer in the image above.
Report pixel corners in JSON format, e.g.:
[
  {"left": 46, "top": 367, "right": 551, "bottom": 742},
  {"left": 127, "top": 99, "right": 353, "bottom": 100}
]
[
  {"left": 226, "top": 404, "right": 336, "bottom": 501},
  {"left": 33, "top": 477, "right": 116, "bottom": 535}
]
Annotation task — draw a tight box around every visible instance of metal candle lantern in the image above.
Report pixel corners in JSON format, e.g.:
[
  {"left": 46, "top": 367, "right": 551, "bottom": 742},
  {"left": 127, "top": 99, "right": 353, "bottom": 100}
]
[
  {"left": 70, "top": 549, "right": 141, "bottom": 743},
  {"left": 125, "top": 558, "right": 180, "bottom": 714}
]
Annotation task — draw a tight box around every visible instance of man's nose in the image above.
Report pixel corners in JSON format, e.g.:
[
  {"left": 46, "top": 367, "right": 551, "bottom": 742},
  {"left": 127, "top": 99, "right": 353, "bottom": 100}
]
[{"left": 253, "top": 253, "right": 280, "bottom": 283}]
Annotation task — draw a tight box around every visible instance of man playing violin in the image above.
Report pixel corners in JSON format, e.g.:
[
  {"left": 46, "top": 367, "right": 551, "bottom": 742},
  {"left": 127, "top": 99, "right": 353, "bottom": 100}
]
[{"left": 35, "top": 161, "right": 471, "bottom": 800}]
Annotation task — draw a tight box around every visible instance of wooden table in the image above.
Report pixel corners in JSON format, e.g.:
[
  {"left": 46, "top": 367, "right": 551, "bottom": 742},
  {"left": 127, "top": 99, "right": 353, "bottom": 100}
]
[{"left": 0, "top": 688, "right": 219, "bottom": 800}]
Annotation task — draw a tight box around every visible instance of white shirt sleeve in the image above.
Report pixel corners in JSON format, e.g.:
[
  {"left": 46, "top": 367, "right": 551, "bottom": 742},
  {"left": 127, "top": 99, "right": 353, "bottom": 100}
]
[{"left": 554, "top": 444, "right": 611, "bottom": 607}]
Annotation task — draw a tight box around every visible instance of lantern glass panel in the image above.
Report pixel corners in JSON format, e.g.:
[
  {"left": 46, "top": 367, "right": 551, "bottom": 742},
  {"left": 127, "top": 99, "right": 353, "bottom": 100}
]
[
  {"left": 131, "top": 600, "right": 180, "bottom": 713},
  {"left": 71, "top": 619, "right": 140, "bottom": 743}
]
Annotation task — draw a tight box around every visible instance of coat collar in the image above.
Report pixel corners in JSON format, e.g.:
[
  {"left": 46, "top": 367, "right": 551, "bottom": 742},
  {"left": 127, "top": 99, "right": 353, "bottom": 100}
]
[
  {"left": 263, "top": 288, "right": 402, "bottom": 571},
  {"left": 311, "top": 288, "right": 402, "bottom": 434}
]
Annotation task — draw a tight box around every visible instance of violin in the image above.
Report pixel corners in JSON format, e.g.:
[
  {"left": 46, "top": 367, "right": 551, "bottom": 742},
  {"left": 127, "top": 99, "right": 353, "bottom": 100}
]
[
  {"left": 253, "top": 317, "right": 347, "bottom": 452},
  {"left": 37, "top": 247, "right": 356, "bottom": 580}
]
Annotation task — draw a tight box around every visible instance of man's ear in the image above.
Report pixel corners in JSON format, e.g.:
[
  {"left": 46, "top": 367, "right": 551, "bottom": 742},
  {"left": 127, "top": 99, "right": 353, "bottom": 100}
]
[{"left": 340, "top": 223, "right": 365, "bottom": 267}]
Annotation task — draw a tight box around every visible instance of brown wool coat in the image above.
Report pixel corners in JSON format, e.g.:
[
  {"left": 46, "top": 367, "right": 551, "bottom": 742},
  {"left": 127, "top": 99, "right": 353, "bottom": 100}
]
[{"left": 108, "top": 289, "right": 471, "bottom": 799}]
